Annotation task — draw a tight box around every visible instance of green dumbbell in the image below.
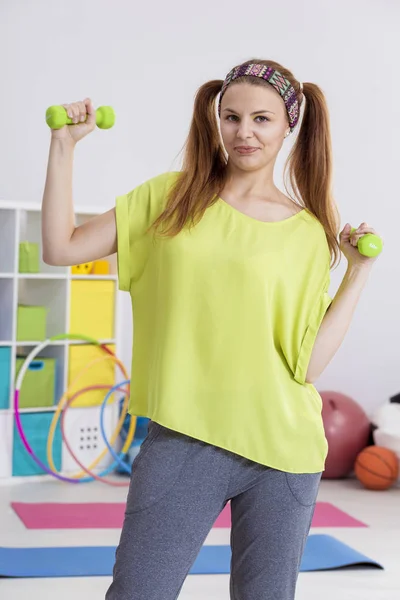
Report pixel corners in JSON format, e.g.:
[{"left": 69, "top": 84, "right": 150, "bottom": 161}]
[
  {"left": 45, "top": 105, "right": 115, "bottom": 130},
  {"left": 350, "top": 227, "right": 383, "bottom": 257}
]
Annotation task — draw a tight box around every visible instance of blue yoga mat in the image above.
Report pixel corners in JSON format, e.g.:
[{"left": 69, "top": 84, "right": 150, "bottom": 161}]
[{"left": 0, "top": 535, "right": 382, "bottom": 578}]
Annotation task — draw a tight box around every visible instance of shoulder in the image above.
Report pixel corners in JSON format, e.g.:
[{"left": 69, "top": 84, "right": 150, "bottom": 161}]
[
  {"left": 302, "top": 209, "right": 329, "bottom": 239},
  {"left": 143, "top": 170, "right": 181, "bottom": 191},
  {"left": 300, "top": 209, "right": 332, "bottom": 264},
  {"left": 117, "top": 171, "right": 181, "bottom": 218},
  {"left": 124, "top": 171, "right": 180, "bottom": 199}
]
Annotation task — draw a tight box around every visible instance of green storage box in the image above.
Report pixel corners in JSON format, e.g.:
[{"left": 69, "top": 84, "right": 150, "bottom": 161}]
[
  {"left": 19, "top": 242, "right": 40, "bottom": 273},
  {"left": 17, "top": 305, "right": 47, "bottom": 341},
  {"left": 15, "top": 357, "right": 56, "bottom": 408}
]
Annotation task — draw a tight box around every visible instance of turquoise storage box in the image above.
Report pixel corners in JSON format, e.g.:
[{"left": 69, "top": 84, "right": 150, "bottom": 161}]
[
  {"left": 19, "top": 242, "right": 40, "bottom": 273},
  {"left": 0, "top": 347, "right": 11, "bottom": 409},
  {"left": 12, "top": 412, "right": 62, "bottom": 476},
  {"left": 15, "top": 357, "right": 56, "bottom": 408},
  {"left": 17, "top": 305, "right": 47, "bottom": 341}
]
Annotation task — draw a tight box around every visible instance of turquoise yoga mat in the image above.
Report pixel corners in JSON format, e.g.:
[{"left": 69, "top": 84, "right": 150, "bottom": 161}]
[{"left": 0, "top": 535, "right": 383, "bottom": 578}]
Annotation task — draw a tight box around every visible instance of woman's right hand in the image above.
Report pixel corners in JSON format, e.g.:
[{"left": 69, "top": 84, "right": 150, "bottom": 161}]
[{"left": 51, "top": 98, "right": 96, "bottom": 144}]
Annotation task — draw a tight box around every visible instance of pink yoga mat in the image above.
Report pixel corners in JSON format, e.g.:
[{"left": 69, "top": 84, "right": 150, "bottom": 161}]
[
  {"left": 11, "top": 501, "right": 367, "bottom": 530},
  {"left": 11, "top": 502, "right": 126, "bottom": 529},
  {"left": 214, "top": 502, "right": 367, "bottom": 529},
  {"left": 312, "top": 502, "right": 367, "bottom": 528}
]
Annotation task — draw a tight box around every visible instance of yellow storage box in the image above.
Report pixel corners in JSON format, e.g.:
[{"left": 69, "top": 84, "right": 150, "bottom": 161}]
[
  {"left": 69, "top": 280, "right": 115, "bottom": 340},
  {"left": 92, "top": 260, "right": 110, "bottom": 275},
  {"left": 68, "top": 344, "right": 116, "bottom": 407}
]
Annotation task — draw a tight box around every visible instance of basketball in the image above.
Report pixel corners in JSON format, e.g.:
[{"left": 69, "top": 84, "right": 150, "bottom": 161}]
[{"left": 354, "top": 446, "right": 399, "bottom": 490}]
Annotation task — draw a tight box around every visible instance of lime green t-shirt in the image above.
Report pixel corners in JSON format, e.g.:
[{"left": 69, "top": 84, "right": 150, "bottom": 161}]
[{"left": 115, "top": 171, "right": 332, "bottom": 473}]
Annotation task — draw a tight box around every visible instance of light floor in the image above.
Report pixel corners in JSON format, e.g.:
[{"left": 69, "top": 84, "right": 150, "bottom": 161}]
[{"left": 0, "top": 478, "right": 399, "bottom": 599}]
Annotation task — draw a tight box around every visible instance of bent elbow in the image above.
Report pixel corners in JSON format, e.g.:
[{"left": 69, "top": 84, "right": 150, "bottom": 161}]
[
  {"left": 42, "top": 249, "right": 56, "bottom": 266},
  {"left": 42, "top": 249, "right": 66, "bottom": 266},
  {"left": 304, "top": 372, "right": 317, "bottom": 385},
  {"left": 42, "top": 251, "right": 53, "bottom": 266}
]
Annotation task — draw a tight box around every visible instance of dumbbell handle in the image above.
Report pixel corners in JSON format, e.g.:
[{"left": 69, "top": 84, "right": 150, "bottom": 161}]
[
  {"left": 45, "top": 105, "right": 115, "bottom": 130},
  {"left": 351, "top": 227, "right": 383, "bottom": 257}
]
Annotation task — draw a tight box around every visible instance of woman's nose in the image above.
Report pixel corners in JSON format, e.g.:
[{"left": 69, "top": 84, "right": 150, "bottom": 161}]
[{"left": 236, "top": 119, "right": 254, "bottom": 139}]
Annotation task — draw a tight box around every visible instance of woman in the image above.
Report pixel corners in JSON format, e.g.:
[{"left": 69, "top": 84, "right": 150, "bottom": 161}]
[{"left": 42, "top": 58, "right": 381, "bottom": 600}]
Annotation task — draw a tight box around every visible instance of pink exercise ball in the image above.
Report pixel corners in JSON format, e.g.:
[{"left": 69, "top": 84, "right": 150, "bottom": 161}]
[{"left": 320, "top": 391, "right": 371, "bottom": 479}]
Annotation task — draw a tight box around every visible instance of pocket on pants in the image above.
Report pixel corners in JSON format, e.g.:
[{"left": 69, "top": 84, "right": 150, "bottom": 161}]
[
  {"left": 284, "top": 472, "right": 322, "bottom": 507},
  {"left": 131, "top": 420, "right": 162, "bottom": 470},
  {"left": 125, "top": 422, "right": 192, "bottom": 514}
]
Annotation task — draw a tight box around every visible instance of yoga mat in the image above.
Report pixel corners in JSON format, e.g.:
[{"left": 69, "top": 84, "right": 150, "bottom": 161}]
[
  {"left": 214, "top": 502, "right": 368, "bottom": 528},
  {"left": 0, "top": 535, "right": 383, "bottom": 578},
  {"left": 11, "top": 500, "right": 367, "bottom": 530},
  {"left": 11, "top": 502, "right": 125, "bottom": 529},
  {"left": 310, "top": 502, "right": 367, "bottom": 528}
]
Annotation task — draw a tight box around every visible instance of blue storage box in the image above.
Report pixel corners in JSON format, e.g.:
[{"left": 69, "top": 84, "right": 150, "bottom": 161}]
[
  {"left": 0, "top": 347, "right": 11, "bottom": 409},
  {"left": 12, "top": 412, "right": 62, "bottom": 476}
]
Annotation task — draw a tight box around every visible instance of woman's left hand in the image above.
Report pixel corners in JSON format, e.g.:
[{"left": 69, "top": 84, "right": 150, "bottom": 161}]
[{"left": 339, "top": 222, "right": 382, "bottom": 267}]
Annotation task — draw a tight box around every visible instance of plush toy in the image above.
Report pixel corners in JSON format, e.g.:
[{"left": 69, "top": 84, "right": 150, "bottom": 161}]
[
  {"left": 71, "top": 262, "right": 93, "bottom": 275},
  {"left": 371, "top": 401, "right": 400, "bottom": 479}
]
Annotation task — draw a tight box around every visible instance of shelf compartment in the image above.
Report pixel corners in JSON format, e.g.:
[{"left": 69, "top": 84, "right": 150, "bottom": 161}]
[
  {"left": 61, "top": 402, "right": 120, "bottom": 473},
  {"left": 0, "top": 209, "right": 16, "bottom": 272},
  {"left": 68, "top": 343, "right": 116, "bottom": 408},
  {"left": 0, "top": 279, "right": 14, "bottom": 342},
  {"left": 12, "top": 411, "right": 62, "bottom": 477},
  {"left": 69, "top": 280, "right": 116, "bottom": 340},
  {"left": 18, "top": 209, "right": 67, "bottom": 276},
  {"left": 15, "top": 344, "right": 66, "bottom": 408},
  {"left": 15, "top": 355, "right": 57, "bottom": 409},
  {"left": 17, "top": 278, "right": 67, "bottom": 340}
]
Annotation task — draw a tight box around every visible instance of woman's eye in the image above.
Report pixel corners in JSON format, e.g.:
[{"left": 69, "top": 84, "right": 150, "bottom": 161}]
[{"left": 226, "top": 115, "right": 269, "bottom": 123}]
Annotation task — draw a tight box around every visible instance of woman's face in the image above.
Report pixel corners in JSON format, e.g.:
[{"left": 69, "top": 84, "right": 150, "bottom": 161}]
[{"left": 219, "top": 82, "right": 290, "bottom": 172}]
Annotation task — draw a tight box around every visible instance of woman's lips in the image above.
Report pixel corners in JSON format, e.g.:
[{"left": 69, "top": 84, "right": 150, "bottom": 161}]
[{"left": 235, "top": 147, "right": 259, "bottom": 154}]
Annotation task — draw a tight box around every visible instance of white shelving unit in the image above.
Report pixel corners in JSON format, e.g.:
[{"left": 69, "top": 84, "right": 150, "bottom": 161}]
[{"left": 0, "top": 201, "right": 125, "bottom": 480}]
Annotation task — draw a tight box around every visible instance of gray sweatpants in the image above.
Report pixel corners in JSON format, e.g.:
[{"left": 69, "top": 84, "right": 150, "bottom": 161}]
[{"left": 106, "top": 422, "right": 321, "bottom": 600}]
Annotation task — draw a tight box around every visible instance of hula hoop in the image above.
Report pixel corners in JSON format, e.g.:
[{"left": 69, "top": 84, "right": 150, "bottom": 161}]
[
  {"left": 47, "top": 352, "right": 133, "bottom": 477},
  {"left": 60, "top": 382, "right": 132, "bottom": 486},
  {"left": 86, "top": 379, "right": 133, "bottom": 474},
  {"left": 14, "top": 334, "right": 134, "bottom": 483},
  {"left": 67, "top": 382, "right": 133, "bottom": 483},
  {"left": 100, "top": 384, "right": 135, "bottom": 474}
]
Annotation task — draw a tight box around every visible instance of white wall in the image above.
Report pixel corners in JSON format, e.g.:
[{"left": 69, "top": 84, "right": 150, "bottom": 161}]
[{"left": 1, "top": 0, "right": 398, "bottom": 415}]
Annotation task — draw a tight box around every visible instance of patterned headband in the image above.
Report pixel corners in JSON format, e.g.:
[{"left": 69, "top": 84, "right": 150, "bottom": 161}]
[{"left": 218, "top": 63, "right": 301, "bottom": 132}]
